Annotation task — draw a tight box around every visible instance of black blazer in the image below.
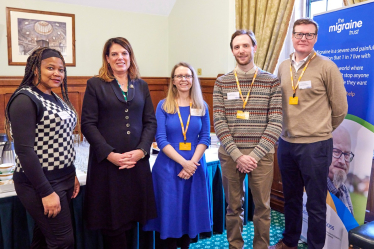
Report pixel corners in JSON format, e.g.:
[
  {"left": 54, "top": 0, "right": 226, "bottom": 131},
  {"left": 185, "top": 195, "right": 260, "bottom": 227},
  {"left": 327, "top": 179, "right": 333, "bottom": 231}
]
[{"left": 81, "top": 76, "right": 157, "bottom": 230}]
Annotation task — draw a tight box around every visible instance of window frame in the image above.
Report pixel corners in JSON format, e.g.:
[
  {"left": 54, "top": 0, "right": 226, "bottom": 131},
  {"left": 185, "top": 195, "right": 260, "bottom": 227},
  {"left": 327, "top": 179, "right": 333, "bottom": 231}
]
[{"left": 306, "top": 0, "right": 328, "bottom": 17}]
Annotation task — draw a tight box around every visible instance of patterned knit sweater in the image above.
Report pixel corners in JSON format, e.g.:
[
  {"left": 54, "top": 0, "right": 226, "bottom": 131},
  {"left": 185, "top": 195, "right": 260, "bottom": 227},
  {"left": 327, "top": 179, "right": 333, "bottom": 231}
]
[{"left": 213, "top": 68, "right": 282, "bottom": 162}]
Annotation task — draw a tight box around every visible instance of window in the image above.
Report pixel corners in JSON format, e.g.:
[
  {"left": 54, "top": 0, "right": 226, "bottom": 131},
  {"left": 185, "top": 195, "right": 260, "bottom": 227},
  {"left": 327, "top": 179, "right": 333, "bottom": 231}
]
[{"left": 306, "top": 0, "right": 343, "bottom": 17}]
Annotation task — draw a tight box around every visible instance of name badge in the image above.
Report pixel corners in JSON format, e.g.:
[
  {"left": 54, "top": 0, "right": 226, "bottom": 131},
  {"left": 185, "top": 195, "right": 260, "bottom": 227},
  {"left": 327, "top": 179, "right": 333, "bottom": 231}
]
[
  {"left": 227, "top": 92, "right": 240, "bottom": 100},
  {"left": 236, "top": 110, "right": 249, "bottom": 120},
  {"left": 289, "top": 97, "right": 298, "bottom": 105},
  {"left": 179, "top": 142, "right": 191, "bottom": 151},
  {"left": 299, "top": 80, "right": 312, "bottom": 89},
  {"left": 57, "top": 111, "right": 71, "bottom": 120},
  {"left": 191, "top": 109, "right": 203, "bottom": 116}
]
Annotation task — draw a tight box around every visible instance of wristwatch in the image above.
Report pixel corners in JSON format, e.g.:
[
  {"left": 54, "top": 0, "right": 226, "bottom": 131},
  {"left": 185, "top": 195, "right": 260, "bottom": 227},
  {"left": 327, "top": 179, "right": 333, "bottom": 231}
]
[{"left": 138, "top": 148, "right": 147, "bottom": 159}]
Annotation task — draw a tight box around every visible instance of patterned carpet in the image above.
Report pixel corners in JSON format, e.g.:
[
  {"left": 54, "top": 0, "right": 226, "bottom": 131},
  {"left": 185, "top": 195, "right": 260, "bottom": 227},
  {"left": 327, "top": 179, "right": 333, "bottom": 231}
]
[{"left": 190, "top": 210, "right": 308, "bottom": 249}]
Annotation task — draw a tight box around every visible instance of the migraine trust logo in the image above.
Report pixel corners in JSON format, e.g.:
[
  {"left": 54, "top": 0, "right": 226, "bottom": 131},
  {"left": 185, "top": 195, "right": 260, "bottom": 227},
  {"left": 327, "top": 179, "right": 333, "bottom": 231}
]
[{"left": 329, "top": 18, "right": 362, "bottom": 35}]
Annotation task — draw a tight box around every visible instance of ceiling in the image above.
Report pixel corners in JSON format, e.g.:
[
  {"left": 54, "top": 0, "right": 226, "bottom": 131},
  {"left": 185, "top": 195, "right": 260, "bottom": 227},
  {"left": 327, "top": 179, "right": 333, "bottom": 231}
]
[{"left": 42, "top": 0, "right": 177, "bottom": 16}]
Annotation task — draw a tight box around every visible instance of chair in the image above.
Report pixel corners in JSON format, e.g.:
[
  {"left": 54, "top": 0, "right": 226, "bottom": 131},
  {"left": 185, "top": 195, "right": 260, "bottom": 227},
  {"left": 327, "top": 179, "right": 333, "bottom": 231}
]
[{"left": 349, "top": 221, "right": 374, "bottom": 249}]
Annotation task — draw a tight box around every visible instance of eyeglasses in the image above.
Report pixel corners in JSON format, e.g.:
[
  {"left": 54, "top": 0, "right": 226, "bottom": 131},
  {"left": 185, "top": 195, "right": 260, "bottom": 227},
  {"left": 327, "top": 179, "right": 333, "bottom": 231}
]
[
  {"left": 332, "top": 148, "right": 354, "bottom": 162},
  {"left": 174, "top": 75, "right": 193, "bottom": 80},
  {"left": 293, "top": 32, "right": 316, "bottom": 40}
]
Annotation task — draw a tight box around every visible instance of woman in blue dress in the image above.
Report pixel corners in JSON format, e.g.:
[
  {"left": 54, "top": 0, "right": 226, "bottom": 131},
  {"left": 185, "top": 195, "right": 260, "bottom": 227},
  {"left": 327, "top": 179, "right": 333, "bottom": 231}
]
[{"left": 143, "top": 62, "right": 212, "bottom": 248}]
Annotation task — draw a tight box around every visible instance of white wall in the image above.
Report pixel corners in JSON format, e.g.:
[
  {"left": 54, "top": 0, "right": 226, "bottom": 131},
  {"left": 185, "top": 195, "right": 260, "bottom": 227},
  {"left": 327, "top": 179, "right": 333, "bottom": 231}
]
[
  {"left": 0, "top": 0, "right": 235, "bottom": 77},
  {"left": 0, "top": 0, "right": 169, "bottom": 76},
  {"left": 168, "top": 0, "right": 236, "bottom": 77}
]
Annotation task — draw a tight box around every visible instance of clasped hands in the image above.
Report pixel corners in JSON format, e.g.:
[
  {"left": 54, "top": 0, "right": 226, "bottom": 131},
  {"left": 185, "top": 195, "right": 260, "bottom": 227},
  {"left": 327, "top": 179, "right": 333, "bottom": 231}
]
[
  {"left": 178, "top": 160, "right": 199, "bottom": 180},
  {"left": 236, "top": 155, "right": 257, "bottom": 173},
  {"left": 107, "top": 150, "right": 144, "bottom": 169}
]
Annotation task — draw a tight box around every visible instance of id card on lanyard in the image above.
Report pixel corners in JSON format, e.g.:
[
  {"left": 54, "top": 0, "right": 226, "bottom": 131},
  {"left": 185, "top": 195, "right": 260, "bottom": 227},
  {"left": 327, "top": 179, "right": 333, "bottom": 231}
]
[
  {"left": 234, "top": 67, "right": 258, "bottom": 119},
  {"left": 289, "top": 52, "right": 316, "bottom": 105},
  {"left": 236, "top": 110, "right": 249, "bottom": 120},
  {"left": 176, "top": 101, "right": 192, "bottom": 151}
]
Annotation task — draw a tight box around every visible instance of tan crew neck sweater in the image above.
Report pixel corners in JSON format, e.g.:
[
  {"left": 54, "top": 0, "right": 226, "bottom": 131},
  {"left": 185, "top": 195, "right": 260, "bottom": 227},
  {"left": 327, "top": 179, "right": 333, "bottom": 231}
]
[{"left": 278, "top": 50, "right": 348, "bottom": 144}]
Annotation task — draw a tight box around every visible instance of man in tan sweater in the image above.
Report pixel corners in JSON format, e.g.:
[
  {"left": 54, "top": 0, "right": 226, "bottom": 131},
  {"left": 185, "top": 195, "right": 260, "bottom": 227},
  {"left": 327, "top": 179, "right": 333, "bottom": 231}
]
[{"left": 269, "top": 18, "right": 348, "bottom": 249}]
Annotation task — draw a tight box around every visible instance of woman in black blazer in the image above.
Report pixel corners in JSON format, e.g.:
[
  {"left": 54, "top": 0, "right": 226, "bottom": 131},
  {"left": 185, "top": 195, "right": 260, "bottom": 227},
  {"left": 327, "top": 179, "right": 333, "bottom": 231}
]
[{"left": 81, "top": 37, "right": 157, "bottom": 249}]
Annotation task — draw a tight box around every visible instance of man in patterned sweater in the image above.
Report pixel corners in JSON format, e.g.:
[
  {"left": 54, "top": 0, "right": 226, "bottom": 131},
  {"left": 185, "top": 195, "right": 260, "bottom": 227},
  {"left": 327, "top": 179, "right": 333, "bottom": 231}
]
[{"left": 213, "top": 30, "right": 282, "bottom": 249}]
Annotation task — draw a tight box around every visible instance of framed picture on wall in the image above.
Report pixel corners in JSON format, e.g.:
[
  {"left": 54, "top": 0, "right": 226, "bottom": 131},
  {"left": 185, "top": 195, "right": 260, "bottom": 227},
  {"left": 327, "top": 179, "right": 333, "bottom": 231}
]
[{"left": 6, "top": 7, "right": 76, "bottom": 66}]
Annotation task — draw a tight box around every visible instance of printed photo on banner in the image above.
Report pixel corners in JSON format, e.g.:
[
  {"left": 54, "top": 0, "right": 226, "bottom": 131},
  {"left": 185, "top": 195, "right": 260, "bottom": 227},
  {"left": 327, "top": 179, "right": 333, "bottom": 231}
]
[
  {"left": 301, "top": 119, "right": 373, "bottom": 248},
  {"left": 301, "top": 1, "right": 374, "bottom": 248},
  {"left": 339, "top": 120, "right": 373, "bottom": 224}
]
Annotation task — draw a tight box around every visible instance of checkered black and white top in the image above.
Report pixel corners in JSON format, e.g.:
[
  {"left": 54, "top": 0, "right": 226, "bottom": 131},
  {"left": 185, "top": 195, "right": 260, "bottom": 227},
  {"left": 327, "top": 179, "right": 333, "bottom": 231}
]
[{"left": 13, "top": 88, "right": 77, "bottom": 173}]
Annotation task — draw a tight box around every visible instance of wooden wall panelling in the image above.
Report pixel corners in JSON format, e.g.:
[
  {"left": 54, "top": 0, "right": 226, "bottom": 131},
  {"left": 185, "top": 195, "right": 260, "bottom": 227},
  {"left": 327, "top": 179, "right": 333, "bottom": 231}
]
[
  {"left": 0, "top": 77, "right": 24, "bottom": 133},
  {"left": 0, "top": 95, "right": 5, "bottom": 132},
  {"left": 144, "top": 77, "right": 169, "bottom": 112},
  {"left": 200, "top": 78, "right": 216, "bottom": 132},
  {"left": 270, "top": 145, "right": 284, "bottom": 212}
]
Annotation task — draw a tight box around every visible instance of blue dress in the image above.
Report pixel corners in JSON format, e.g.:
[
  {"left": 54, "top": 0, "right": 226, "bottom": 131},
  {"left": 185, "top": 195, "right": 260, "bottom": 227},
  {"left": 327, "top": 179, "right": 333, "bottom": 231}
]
[{"left": 143, "top": 99, "right": 212, "bottom": 239}]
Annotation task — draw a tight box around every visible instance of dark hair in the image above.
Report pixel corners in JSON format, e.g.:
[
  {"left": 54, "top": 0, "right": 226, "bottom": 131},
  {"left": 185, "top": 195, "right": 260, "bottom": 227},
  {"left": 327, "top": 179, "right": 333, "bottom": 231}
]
[
  {"left": 5, "top": 47, "right": 78, "bottom": 139},
  {"left": 230, "top": 30, "right": 257, "bottom": 50},
  {"left": 97, "top": 37, "right": 140, "bottom": 82},
  {"left": 293, "top": 18, "right": 319, "bottom": 35}
]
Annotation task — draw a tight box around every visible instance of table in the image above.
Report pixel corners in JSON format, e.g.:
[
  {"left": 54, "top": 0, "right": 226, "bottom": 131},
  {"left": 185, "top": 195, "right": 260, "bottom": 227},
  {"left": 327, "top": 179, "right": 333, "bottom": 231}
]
[{"left": 0, "top": 148, "right": 255, "bottom": 249}]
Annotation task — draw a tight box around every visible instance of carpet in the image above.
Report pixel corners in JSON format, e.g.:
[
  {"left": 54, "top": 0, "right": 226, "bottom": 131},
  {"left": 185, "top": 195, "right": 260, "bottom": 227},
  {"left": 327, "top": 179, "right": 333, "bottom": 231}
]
[{"left": 190, "top": 210, "right": 308, "bottom": 248}]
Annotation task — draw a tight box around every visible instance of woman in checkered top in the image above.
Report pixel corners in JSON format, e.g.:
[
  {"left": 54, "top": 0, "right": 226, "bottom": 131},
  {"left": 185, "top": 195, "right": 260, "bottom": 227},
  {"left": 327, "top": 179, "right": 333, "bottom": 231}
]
[{"left": 6, "top": 47, "right": 80, "bottom": 248}]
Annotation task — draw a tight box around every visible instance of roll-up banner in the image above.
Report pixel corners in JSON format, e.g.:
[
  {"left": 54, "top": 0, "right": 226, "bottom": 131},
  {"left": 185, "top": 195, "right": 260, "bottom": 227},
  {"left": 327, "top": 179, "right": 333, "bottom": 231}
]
[{"left": 300, "top": 1, "right": 374, "bottom": 248}]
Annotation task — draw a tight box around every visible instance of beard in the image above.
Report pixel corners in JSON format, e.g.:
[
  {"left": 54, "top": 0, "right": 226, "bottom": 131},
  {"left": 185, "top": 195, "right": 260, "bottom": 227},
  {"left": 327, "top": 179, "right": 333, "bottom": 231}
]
[
  {"left": 332, "top": 169, "right": 347, "bottom": 189},
  {"left": 235, "top": 54, "right": 253, "bottom": 66}
]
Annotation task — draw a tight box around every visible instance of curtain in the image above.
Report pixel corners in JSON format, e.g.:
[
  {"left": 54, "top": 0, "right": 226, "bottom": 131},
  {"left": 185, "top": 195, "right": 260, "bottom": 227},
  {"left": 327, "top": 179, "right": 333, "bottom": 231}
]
[
  {"left": 343, "top": 0, "right": 369, "bottom": 6},
  {"left": 235, "top": 0, "right": 296, "bottom": 73}
]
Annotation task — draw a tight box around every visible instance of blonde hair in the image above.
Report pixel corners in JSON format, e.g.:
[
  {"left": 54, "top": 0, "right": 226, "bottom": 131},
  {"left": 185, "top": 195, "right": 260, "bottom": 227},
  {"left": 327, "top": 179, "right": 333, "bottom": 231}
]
[
  {"left": 97, "top": 37, "right": 140, "bottom": 82},
  {"left": 163, "top": 62, "right": 206, "bottom": 114}
]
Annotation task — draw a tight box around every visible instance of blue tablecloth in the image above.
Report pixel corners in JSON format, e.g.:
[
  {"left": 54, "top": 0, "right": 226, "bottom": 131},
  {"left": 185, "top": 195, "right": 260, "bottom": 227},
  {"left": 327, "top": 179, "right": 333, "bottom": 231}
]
[{"left": 0, "top": 160, "right": 255, "bottom": 249}]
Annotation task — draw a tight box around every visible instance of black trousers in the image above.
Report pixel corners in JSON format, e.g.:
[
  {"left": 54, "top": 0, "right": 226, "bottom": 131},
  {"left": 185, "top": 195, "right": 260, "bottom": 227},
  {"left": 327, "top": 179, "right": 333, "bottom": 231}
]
[
  {"left": 101, "top": 222, "right": 136, "bottom": 249},
  {"left": 14, "top": 173, "right": 75, "bottom": 249},
  {"left": 277, "top": 138, "right": 332, "bottom": 249}
]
